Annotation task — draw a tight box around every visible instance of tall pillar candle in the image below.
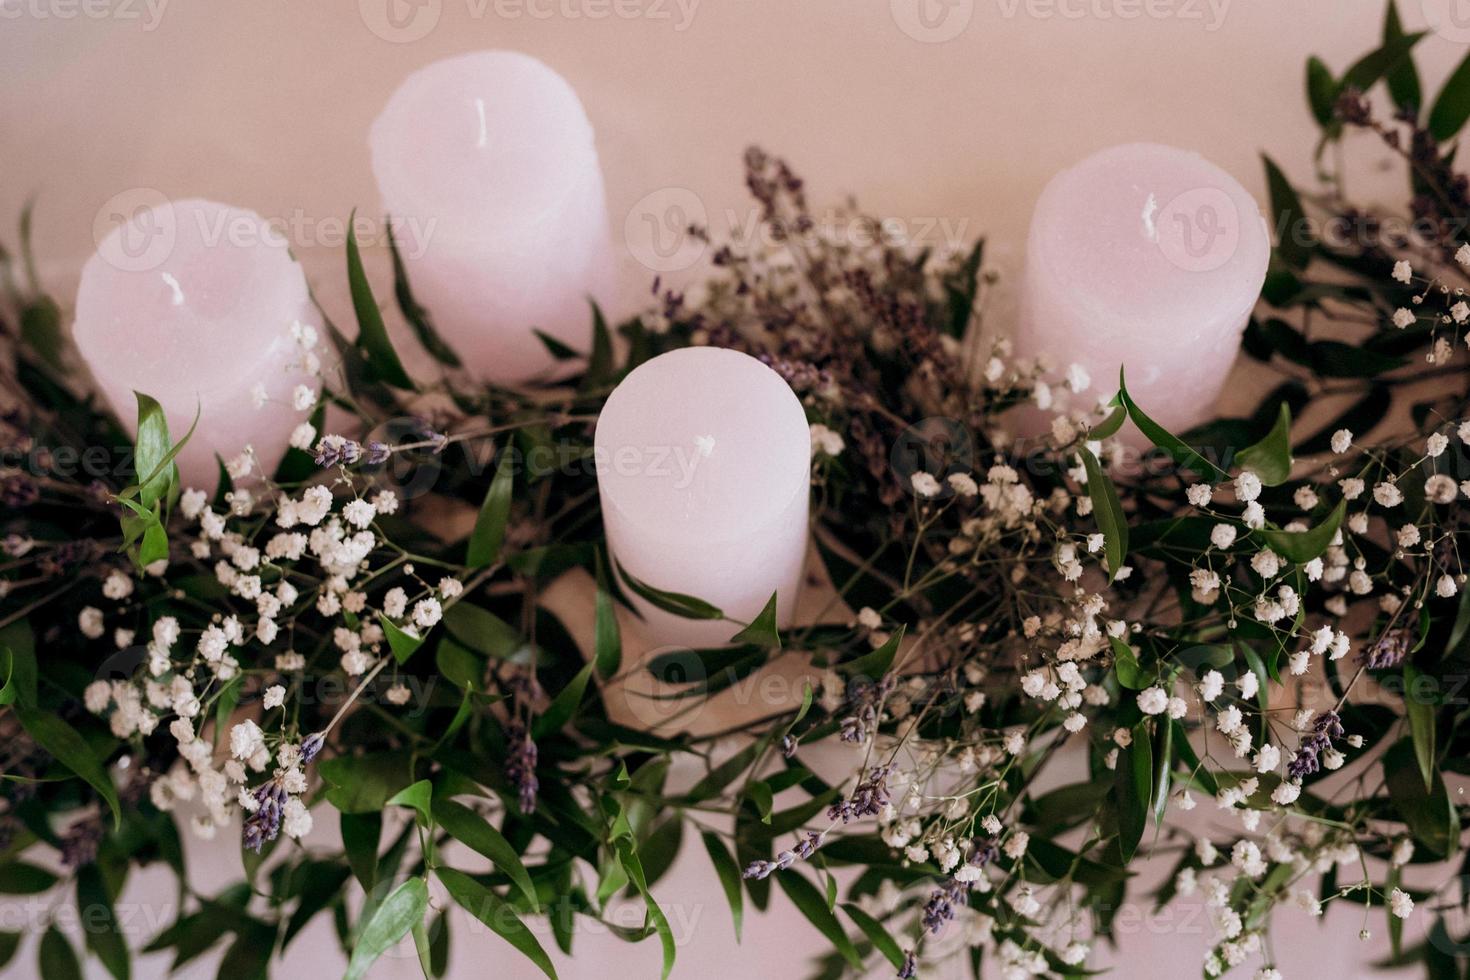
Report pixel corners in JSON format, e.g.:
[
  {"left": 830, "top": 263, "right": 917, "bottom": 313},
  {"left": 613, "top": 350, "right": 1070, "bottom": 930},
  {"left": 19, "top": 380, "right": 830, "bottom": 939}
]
[
  {"left": 595, "top": 347, "right": 811, "bottom": 648},
  {"left": 74, "top": 198, "right": 321, "bottom": 491},
  {"left": 369, "top": 51, "right": 612, "bottom": 385},
  {"left": 1013, "top": 142, "right": 1270, "bottom": 438}
]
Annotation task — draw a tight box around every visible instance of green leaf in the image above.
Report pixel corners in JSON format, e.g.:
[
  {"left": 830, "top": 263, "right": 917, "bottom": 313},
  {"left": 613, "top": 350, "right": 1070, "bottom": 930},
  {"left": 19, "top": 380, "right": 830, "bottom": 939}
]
[
  {"left": 1118, "top": 369, "right": 1227, "bottom": 481},
  {"left": 615, "top": 559, "right": 723, "bottom": 620},
  {"left": 431, "top": 797, "right": 538, "bottom": 910},
  {"left": 345, "top": 877, "right": 428, "bottom": 980},
  {"left": 532, "top": 661, "right": 593, "bottom": 739},
  {"left": 386, "top": 779, "right": 434, "bottom": 825},
  {"left": 1340, "top": 29, "right": 1425, "bottom": 99},
  {"left": 132, "top": 391, "right": 177, "bottom": 509},
  {"left": 583, "top": 303, "right": 615, "bottom": 390},
  {"left": 1090, "top": 399, "right": 1126, "bottom": 440},
  {"left": 443, "top": 603, "right": 525, "bottom": 661},
  {"left": 1080, "top": 445, "right": 1128, "bottom": 581},
  {"left": 319, "top": 751, "right": 414, "bottom": 813},
  {"left": 77, "top": 862, "right": 129, "bottom": 980},
  {"left": 1113, "top": 725, "right": 1153, "bottom": 862},
  {"left": 0, "top": 862, "right": 58, "bottom": 893},
  {"left": 0, "top": 624, "right": 36, "bottom": 709},
  {"left": 346, "top": 210, "right": 413, "bottom": 389},
  {"left": 437, "top": 867, "right": 557, "bottom": 980},
  {"left": 613, "top": 837, "right": 676, "bottom": 980},
  {"left": 533, "top": 329, "right": 581, "bottom": 361},
  {"left": 341, "top": 811, "right": 381, "bottom": 894},
  {"left": 699, "top": 831, "right": 744, "bottom": 941},
  {"left": 1255, "top": 498, "right": 1345, "bottom": 564},
  {"left": 593, "top": 559, "right": 621, "bottom": 679},
  {"left": 729, "top": 591, "right": 781, "bottom": 648},
  {"left": 1262, "top": 154, "right": 1314, "bottom": 269},
  {"left": 1108, "top": 635, "right": 1148, "bottom": 690},
  {"left": 1382, "top": 2, "right": 1422, "bottom": 111},
  {"left": 1429, "top": 49, "right": 1470, "bottom": 141},
  {"left": 838, "top": 625, "right": 904, "bottom": 679},
  {"left": 776, "top": 873, "right": 862, "bottom": 971},
  {"left": 841, "top": 903, "right": 904, "bottom": 970},
  {"left": 14, "top": 707, "right": 120, "bottom": 829},
  {"left": 20, "top": 296, "right": 65, "bottom": 372},
  {"left": 1306, "top": 56, "right": 1337, "bottom": 126},
  {"left": 39, "top": 925, "right": 82, "bottom": 980},
  {"left": 380, "top": 614, "right": 426, "bottom": 665},
  {"left": 1403, "top": 664, "right": 1437, "bottom": 792},
  {"left": 1235, "top": 403, "right": 1293, "bottom": 486},
  {"left": 466, "top": 448, "right": 515, "bottom": 568},
  {"left": 1152, "top": 714, "right": 1173, "bottom": 825},
  {"left": 387, "top": 219, "right": 461, "bottom": 368},
  {"left": 1384, "top": 739, "right": 1458, "bottom": 857}
]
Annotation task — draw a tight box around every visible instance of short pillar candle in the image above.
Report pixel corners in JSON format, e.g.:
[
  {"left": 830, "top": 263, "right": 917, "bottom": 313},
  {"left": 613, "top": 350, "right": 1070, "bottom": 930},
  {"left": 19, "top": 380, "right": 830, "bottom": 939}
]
[
  {"left": 595, "top": 347, "right": 811, "bottom": 649},
  {"left": 1014, "top": 142, "right": 1270, "bottom": 437},
  {"left": 73, "top": 198, "right": 320, "bottom": 491},
  {"left": 369, "top": 51, "right": 613, "bottom": 384}
]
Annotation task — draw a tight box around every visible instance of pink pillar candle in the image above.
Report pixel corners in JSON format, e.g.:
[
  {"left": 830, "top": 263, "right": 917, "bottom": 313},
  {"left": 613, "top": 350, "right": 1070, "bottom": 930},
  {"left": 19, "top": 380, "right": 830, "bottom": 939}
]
[
  {"left": 74, "top": 198, "right": 321, "bottom": 491},
  {"left": 595, "top": 347, "right": 811, "bottom": 648},
  {"left": 1014, "top": 142, "right": 1270, "bottom": 436},
  {"left": 369, "top": 51, "right": 612, "bottom": 384}
]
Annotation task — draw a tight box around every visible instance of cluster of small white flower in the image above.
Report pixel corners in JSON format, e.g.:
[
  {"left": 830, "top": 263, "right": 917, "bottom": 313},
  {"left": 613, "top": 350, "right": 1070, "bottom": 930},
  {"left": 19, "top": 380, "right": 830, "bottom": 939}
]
[{"left": 79, "top": 466, "right": 463, "bottom": 842}]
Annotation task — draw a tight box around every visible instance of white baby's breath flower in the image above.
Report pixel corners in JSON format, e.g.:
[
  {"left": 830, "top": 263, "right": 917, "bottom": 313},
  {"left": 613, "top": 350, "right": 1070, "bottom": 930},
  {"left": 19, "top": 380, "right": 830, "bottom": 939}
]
[
  {"left": 809, "top": 423, "right": 845, "bottom": 457},
  {"left": 1390, "top": 888, "right": 1414, "bottom": 919},
  {"left": 1330, "top": 428, "right": 1352, "bottom": 454},
  {"left": 947, "top": 472, "right": 979, "bottom": 497},
  {"left": 911, "top": 472, "right": 941, "bottom": 498},
  {"left": 291, "top": 385, "right": 316, "bottom": 412},
  {"left": 262, "top": 685, "right": 286, "bottom": 710},
  {"left": 1234, "top": 471, "right": 1262, "bottom": 503},
  {"left": 1210, "top": 524, "right": 1237, "bottom": 549},
  {"left": 1392, "top": 307, "right": 1416, "bottom": 329},
  {"left": 289, "top": 422, "right": 317, "bottom": 451},
  {"left": 1392, "top": 259, "right": 1413, "bottom": 283},
  {"left": 1136, "top": 687, "right": 1168, "bottom": 715}
]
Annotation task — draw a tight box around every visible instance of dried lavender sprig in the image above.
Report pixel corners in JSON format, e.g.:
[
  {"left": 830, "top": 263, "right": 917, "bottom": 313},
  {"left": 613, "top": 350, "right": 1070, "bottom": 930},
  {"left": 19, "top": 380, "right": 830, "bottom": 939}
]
[{"left": 1286, "top": 710, "right": 1345, "bottom": 780}]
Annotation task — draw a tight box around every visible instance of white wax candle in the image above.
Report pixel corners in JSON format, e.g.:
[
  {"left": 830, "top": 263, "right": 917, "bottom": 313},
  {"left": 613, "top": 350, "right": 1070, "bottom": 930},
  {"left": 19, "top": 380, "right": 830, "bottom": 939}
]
[
  {"left": 74, "top": 198, "right": 320, "bottom": 491},
  {"left": 595, "top": 347, "right": 811, "bottom": 648},
  {"left": 1014, "top": 142, "right": 1269, "bottom": 437},
  {"left": 369, "top": 51, "right": 612, "bottom": 384}
]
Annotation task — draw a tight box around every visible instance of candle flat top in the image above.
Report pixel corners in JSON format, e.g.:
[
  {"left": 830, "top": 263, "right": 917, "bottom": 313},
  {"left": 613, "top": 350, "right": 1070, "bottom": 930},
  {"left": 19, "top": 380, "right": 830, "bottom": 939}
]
[
  {"left": 595, "top": 347, "right": 810, "bottom": 539},
  {"left": 370, "top": 50, "right": 600, "bottom": 241},
  {"left": 73, "top": 198, "right": 308, "bottom": 394},
  {"left": 1028, "top": 142, "right": 1270, "bottom": 335}
]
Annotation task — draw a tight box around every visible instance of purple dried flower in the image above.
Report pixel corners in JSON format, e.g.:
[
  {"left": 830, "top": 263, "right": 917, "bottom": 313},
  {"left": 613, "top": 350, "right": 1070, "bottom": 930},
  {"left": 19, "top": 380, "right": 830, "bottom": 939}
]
[
  {"left": 1362, "top": 628, "right": 1412, "bottom": 670},
  {"left": 363, "top": 441, "right": 391, "bottom": 465},
  {"left": 1287, "top": 710, "right": 1345, "bottom": 780},
  {"left": 313, "top": 435, "right": 362, "bottom": 468},
  {"left": 742, "top": 832, "right": 825, "bottom": 879},
  {"left": 828, "top": 766, "right": 890, "bottom": 823},
  {"left": 505, "top": 724, "right": 539, "bottom": 814},
  {"left": 898, "top": 951, "right": 917, "bottom": 979},
  {"left": 298, "top": 732, "right": 325, "bottom": 766},
  {"left": 839, "top": 675, "right": 894, "bottom": 744},
  {"left": 242, "top": 781, "right": 288, "bottom": 852}
]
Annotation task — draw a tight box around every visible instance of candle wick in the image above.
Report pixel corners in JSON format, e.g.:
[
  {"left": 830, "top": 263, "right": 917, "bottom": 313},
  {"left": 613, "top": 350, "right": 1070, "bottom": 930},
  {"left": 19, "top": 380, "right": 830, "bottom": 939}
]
[
  {"left": 1141, "top": 192, "right": 1159, "bottom": 242},
  {"left": 474, "top": 97, "right": 488, "bottom": 149},
  {"left": 160, "top": 272, "right": 185, "bottom": 307}
]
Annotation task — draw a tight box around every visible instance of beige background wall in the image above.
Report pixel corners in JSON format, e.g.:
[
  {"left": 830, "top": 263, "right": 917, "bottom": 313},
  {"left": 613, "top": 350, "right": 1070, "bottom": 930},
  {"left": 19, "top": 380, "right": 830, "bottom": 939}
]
[{"left": 2, "top": 1, "right": 1467, "bottom": 976}]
